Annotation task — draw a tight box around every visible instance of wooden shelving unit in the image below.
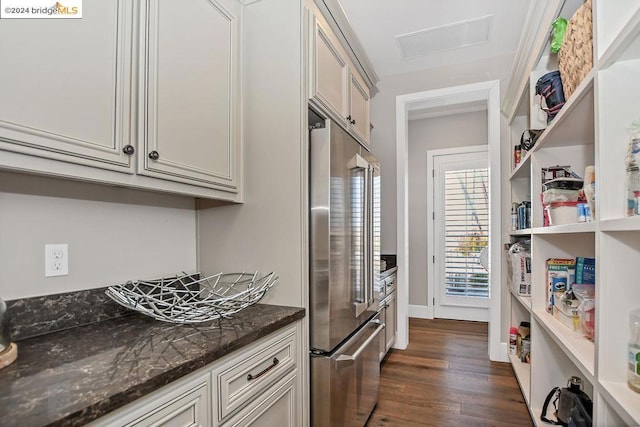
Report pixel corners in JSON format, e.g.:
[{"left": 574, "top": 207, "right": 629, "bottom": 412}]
[{"left": 503, "top": 1, "right": 640, "bottom": 424}]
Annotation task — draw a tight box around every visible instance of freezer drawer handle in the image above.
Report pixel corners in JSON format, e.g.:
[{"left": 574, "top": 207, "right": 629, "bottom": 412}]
[
  {"left": 336, "top": 321, "right": 385, "bottom": 367},
  {"left": 247, "top": 357, "right": 279, "bottom": 381}
]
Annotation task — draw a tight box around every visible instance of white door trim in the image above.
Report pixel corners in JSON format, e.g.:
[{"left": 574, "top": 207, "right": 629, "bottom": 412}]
[
  {"left": 395, "top": 80, "right": 504, "bottom": 362},
  {"left": 427, "top": 146, "right": 489, "bottom": 322}
]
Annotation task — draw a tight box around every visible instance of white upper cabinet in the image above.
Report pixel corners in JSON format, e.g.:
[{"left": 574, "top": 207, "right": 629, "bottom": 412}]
[
  {"left": 348, "top": 71, "right": 370, "bottom": 147},
  {"left": 0, "top": 0, "right": 135, "bottom": 171},
  {"left": 140, "top": 0, "right": 239, "bottom": 192},
  {"left": 309, "top": 12, "right": 349, "bottom": 127},
  {"left": 308, "top": 4, "right": 372, "bottom": 147},
  {"left": 0, "top": 0, "right": 241, "bottom": 200}
]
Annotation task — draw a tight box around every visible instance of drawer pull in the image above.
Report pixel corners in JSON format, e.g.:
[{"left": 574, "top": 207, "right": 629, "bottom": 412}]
[{"left": 247, "top": 357, "right": 279, "bottom": 381}]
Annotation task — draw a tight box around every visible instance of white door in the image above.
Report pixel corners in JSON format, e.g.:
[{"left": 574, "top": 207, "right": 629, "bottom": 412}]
[{"left": 430, "top": 147, "right": 489, "bottom": 322}]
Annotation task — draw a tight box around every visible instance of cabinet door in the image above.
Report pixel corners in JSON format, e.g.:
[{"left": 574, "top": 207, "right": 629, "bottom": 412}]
[
  {"left": 348, "top": 71, "right": 370, "bottom": 147},
  {"left": 385, "top": 293, "right": 396, "bottom": 353},
  {"left": 223, "top": 373, "right": 297, "bottom": 427},
  {"left": 309, "top": 13, "right": 348, "bottom": 125},
  {"left": 378, "top": 307, "right": 387, "bottom": 362},
  {"left": 0, "top": 0, "right": 135, "bottom": 171},
  {"left": 140, "top": 0, "right": 239, "bottom": 192}
]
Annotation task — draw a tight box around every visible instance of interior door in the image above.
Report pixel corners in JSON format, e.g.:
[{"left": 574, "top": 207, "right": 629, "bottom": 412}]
[{"left": 431, "top": 148, "right": 489, "bottom": 322}]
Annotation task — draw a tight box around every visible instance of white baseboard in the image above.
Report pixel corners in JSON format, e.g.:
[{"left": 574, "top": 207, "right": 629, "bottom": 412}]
[
  {"left": 495, "top": 342, "right": 509, "bottom": 363},
  {"left": 408, "top": 304, "right": 433, "bottom": 319}
]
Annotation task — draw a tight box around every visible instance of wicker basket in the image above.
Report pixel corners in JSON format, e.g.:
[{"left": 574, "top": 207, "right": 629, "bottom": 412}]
[{"left": 558, "top": 0, "right": 593, "bottom": 100}]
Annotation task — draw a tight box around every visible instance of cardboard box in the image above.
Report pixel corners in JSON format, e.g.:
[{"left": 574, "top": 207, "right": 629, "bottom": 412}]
[{"left": 546, "top": 258, "right": 575, "bottom": 313}]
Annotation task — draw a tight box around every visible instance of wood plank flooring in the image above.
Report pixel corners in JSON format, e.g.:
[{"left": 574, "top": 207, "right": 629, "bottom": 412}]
[{"left": 366, "top": 318, "right": 533, "bottom": 427}]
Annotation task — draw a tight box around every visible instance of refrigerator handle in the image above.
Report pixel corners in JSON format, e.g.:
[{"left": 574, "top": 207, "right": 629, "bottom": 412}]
[
  {"left": 351, "top": 153, "right": 371, "bottom": 317},
  {"left": 363, "top": 163, "right": 370, "bottom": 307},
  {"left": 335, "top": 320, "right": 385, "bottom": 367}
]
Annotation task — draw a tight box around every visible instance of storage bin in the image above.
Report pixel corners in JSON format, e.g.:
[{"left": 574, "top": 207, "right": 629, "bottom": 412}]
[
  {"left": 558, "top": 0, "right": 593, "bottom": 100},
  {"left": 554, "top": 306, "right": 581, "bottom": 331},
  {"left": 546, "top": 201, "right": 580, "bottom": 226}
]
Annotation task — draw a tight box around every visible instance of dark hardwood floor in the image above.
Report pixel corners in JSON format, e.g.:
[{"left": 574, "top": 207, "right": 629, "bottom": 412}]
[{"left": 366, "top": 318, "right": 533, "bottom": 427}]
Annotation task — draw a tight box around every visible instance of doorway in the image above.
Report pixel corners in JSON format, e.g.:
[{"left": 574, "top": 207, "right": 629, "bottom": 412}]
[
  {"left": 428, "top": 147, "right": 489, "bottom": 322},
  {"left": 395, "top": 80, "right": 504, "bottom": 361}
]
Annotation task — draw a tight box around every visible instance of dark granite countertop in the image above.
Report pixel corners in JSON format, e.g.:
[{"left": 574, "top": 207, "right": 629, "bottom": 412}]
[{"left": 0, "top": 304, "right": 305, "bottom": 427}]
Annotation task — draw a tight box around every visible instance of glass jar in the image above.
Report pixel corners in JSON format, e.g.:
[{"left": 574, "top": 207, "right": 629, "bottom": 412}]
[
  {"left": 625, "top": 134, "right": 640, "bottom": 216},
  {"left": 628, "top": 307, "right": 640, "bottom": 393}
]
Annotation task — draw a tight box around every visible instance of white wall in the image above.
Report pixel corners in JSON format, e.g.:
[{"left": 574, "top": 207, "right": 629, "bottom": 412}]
[
  {"left": 196, "top": 0, "right": 306, "bottom": 309},
  {"left": 0, "top": 171, "right": 196, "bottom": 300},
  {"left": 370, "top": 53, "right": 515, "bottom": 255},
  {"left": 408, "top": 111, "right": 488, "bottom": 306}
]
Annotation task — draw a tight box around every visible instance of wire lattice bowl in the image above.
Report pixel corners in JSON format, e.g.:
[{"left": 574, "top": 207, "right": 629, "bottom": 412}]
[{"left": 105, "top": 272, "right": 278, "bottom": 324}]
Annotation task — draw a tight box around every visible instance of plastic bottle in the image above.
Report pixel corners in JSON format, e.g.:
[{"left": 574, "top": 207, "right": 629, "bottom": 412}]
[
  {"left": 514, "top": 145, "right": 522, "bottom": 168},
  {"left": 628, "top": 308, "right": 640, "bottom": 393},
  {"left": 509, "top": 327, "right": 518, "bottom": 355}
]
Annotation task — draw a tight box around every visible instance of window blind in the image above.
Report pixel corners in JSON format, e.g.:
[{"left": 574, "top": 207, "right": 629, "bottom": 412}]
[{"left": 443, "top": 168, "right": 489, "bottom": 298}]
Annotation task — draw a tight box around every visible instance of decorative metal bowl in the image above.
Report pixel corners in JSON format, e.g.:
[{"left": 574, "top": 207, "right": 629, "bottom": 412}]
[{"left": 105, "top": 272, "right": 278, "bottom": 324}]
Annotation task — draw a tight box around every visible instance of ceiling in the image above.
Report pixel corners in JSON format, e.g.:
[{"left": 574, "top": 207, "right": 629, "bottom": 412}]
[{"left": 338, "top": 0, "right": 531, "bottom": 78}]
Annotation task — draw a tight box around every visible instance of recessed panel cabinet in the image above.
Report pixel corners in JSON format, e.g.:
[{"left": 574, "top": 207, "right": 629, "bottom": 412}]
[
  {"left": 140, "top": 0, "right": 239, "bottom": 192},
  {"left": 309, "top": 14, "right": 348, "bottom": 127},
  {"left": 91, "top": 323, "right": 301, "bottom": 427},
  {"left": 348, "top": 72, "right": 370, "bottom": 145},
  {"left": 308, "top": 5, "right": 371, "bottom": 147},
  {"left": 0, "top": 0, "right": 135, "bottom": 171},
  {"left": 0, "top": 0, "right": 240, "bottom": 199}
]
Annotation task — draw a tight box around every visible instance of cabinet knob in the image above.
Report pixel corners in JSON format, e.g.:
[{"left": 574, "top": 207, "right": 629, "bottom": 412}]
[
  {"left": 351, "top": 119, "right": 356, "bottom": 125},
  {"left": 122, "top": 145, "right": 135, "bottom": 155},
  {"left": 346, "top": 115, "right": 352, "bottom": 122},
  {"left": 148, "top": 151, "right": 160, "bottom": 161}
]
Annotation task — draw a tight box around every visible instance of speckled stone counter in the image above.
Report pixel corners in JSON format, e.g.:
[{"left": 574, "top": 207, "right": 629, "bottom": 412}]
[{"left": 0, "top": 303, "right": 305, "bottom": 427}]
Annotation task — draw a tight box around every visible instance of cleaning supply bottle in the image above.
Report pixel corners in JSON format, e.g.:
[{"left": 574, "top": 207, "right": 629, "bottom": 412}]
[{"left": 509, "top": 327, "right": 518, "bottom": 355}]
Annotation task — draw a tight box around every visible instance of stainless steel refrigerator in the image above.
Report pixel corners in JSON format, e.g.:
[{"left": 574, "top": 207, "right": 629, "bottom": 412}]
[{"left": 309, "top": 117, "right": 383, "bottom": 427}]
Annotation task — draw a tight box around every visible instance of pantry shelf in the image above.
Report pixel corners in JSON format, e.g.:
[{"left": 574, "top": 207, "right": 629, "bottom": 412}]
[
  {"left": 508, "top": 354, "right": 531, "bottom": 405},
  {"left": 510, "top": 228, "right": 532, "bottom": 236},
  {"left": 598, "top": 5, "right": 640, "bottom": 68},
  {"left": 599, "top": 216, "right": 640, "bottom": 232},
  {"left": 532, "top": 309, "right": 595, "bottom": 383},
  {"left": 531, "top": 222, "right": 596, "bottom": 235},
  {"left": 531, "top": 73, "right": 595, "bottom": 150},
  {"left": 510, "top": 152, "right": 532, "bottom": 180},
  {"left": 510, "top": 289, "right": 532, "bottom": 313},
  {"left": 598, "top": 380, "right": 640, "bottom": 426}
]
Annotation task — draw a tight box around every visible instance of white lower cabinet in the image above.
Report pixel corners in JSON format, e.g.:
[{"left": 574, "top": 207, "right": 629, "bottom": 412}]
[
  {"left": 221, "top": 372, "right": 297, "bottom": 427},
  {"left": 91, "top": 322, "right": 300, "bottom": 427},
  {"left": 384, "top": 292, "right": 396, "bottom": 354}
]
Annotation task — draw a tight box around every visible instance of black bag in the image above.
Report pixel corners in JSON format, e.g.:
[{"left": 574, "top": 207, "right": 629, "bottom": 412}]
[
  {"left": 520, "top": 129, "right": 544, "bottom": 151},
  {"left": 541, "top": 376, "right": 593, "bottom": 427},
  {"left": 535, "top": 70, "right": 566, "bottom": 124}
]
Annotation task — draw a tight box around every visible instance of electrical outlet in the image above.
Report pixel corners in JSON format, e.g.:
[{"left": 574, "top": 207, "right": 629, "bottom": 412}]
[{"left": 45, "top": 244, "right": 68, "bottom": 277}]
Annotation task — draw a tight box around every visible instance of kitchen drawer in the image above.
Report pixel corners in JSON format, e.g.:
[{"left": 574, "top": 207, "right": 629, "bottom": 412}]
[
  {"left": 128, "top": 381, "right": 208, "bottom": 427},
  {"left": 214, "top": 324, "right": 297, "bottom": 422},
  {"left": 90, "top": 371, "right": 211, "bottom": 427}
]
